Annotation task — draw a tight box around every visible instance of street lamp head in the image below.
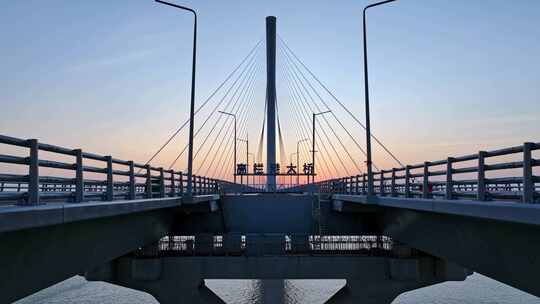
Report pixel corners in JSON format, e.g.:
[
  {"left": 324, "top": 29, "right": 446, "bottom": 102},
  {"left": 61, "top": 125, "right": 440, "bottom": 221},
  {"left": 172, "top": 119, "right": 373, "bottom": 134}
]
[
  {"left": 155, "top": 0, "right": 197, "bottom": 16},
  {"left": 218, "top": 110, "right": 235, "bottom": 117},
  {"left": 364, "top": 0, "right": 397, "bottom": 12},
  {"left": 314, "top": 110, "right": 332, "bottom": 116}
]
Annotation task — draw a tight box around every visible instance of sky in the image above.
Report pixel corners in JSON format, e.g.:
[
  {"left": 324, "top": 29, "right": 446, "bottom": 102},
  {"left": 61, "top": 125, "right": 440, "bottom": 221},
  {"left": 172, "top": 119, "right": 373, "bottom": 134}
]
[{"left": 1, "top": 0, "right": 539, "bottom": 181}]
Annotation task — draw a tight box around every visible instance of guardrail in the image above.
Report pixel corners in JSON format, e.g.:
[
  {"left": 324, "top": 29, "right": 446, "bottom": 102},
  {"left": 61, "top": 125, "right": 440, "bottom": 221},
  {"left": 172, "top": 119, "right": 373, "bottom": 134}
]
[
  {"left": 0, "top": 135, "right": 228, "bottom": 205},
  {"left": 134, "top": 234, "right": 394, "bottom": 257},
  {"left": 223, "top": 183, "right": 306, "bottom": 193},
  {"left": 316, "top": 142, "right": 540, "bottom": 203}
]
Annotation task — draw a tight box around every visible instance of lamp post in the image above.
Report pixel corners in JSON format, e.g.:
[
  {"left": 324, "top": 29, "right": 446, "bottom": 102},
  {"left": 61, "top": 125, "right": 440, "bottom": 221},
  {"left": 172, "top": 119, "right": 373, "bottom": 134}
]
[
  {"left": 248, "top": 152, "right": 254, "bottom": 187},
  {"left": 290, "top": 152, "right": 298, "bottom": 187},
  {"left": 363, "top": 0, "right": 397, "bottom": 196},
  {"left": 237, "top": 135, "right": 248, "bottom": 185},
  {"left": 290, "top": 152, "right": 297, "bottom": 164},
  {"left": 312, "top": 111, "right": 331, "bottom": 184},
  {"left": 155, "top": 0, "right": 198, "bottom": 198},
  {"left": 296, "top": 138, "right": 309, "bottom": 185},
  {"left": 219, "top": 111, "right": 237, "bottom": 183}
]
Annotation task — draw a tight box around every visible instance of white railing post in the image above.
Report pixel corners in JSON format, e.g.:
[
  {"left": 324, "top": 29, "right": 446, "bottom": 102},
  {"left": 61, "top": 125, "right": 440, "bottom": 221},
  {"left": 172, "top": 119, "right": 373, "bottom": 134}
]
[
  {"left": 146, "top": 164, "right": 152, "bottom": 199},
  {"left": 446, "top": 157, "right": 454, "bottom": 200},
  {"left": 170, "top": 170, "right": 176, "bottom": 197},
  {"left": 105, "top": 156, "right": 114, "bottom": 201},
  {"left": 179, "top": 171, "right": 184, "bottom": 195},
  {"left": 405, "top": 165, "right": 411, "bottom": 198},
  {"left": 422, "top": 162, "right": 430, "bottom": 199},
  {"left": 379, "top": 172, "right": 384, "bottom": 196},
  {"left": 523, "top": 142, "right": 534, "bottom": 203},
  {"left": 159, "top": 167, "right": 165, "bottom": 198},
  {"left": 27, "top": 139, "right": 40, "bottom": 205},
  {"left": 477, "top": 151, "right": 487, "bottom": 201},
  {"left": 128, "top": 161, "right": 136, "bottom": 200},
  {"left": 362, "top": 174, "right": 366, "bottom": 195},
  {"left": 74, "top": 149, "right": 84, "bottom": 203},
  {"left": 391, "top": 168, "right": 396, "bottom": 197}
]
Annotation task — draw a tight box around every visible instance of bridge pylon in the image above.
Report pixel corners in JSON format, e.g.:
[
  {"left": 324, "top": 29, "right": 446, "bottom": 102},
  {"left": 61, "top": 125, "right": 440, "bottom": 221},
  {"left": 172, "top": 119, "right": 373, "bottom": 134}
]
[{"left": 265, "top": 16, "right": 277, "bottom": 191}]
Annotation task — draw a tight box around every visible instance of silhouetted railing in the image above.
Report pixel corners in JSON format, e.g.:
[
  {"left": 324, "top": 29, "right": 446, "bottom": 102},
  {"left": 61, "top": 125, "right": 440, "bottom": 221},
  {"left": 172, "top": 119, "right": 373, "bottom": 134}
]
[
  {"left": 316, "top": 142, "right": 540, "bottom": 203},
  {"left": 0, "top": 135, "right": 227, "bottom": 205},
  {"left": 223, "top": 183, "right": 305, "bottom": 193},
  {"left": 134, "top": 234, "right": 393, "bottom": 257}
]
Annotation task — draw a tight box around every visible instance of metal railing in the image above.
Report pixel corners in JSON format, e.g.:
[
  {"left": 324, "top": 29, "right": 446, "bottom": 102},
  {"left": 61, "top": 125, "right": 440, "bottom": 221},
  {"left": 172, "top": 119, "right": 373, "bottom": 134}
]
[
  {"left": 0, "top": 134, "right": 227, "bottom": 205},
  {"left": 224, "top": 183, "right": 306, "bottom": 193},
  {"left": 134, "top": 234, "right": 394, "bottom": 258},
  {"left": 316, "top": 142, "right": 540, "bottom": 203}
]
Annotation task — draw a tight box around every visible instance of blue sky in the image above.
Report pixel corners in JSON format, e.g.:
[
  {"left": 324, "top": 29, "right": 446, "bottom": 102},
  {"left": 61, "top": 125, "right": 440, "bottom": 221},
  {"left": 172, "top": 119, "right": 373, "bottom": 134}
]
[{"left": 1, "top": 0, "right": 539, "bottom": 177}]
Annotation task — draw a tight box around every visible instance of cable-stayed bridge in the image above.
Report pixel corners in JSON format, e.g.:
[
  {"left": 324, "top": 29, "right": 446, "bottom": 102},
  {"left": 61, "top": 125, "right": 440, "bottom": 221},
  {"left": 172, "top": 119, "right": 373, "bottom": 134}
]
[{"left": 1, "top": 14, "right": 539, "bottom": 304}]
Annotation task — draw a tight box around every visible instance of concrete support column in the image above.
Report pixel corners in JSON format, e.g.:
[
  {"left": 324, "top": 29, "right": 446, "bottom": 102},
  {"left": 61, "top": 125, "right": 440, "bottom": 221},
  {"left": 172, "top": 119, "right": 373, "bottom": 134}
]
[
  {"left": 151, "top": 280, "right": 225, "bottom": 304},
  {"left": 87, "top": 258, "right": 225, "bottom": 304},
  {"left": 325, "top": 280, "right": 421, "bottom": 304},
  {"left": 259, "top": 279, "right": 285, "bottom": 304}
]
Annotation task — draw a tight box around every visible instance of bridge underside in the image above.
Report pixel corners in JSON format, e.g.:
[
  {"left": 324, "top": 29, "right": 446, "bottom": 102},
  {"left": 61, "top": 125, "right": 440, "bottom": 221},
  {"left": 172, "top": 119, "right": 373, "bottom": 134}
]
[
  {"left": 87, "top": 254, "right": 470, "bottom": 304},
  {"left": 174, "top": 193, "right": 319, "bottom": 234},
  {"left": 0, "top": 195, "right": 219, "bottom": 303},
  {"left": 173, "top": 193, "right": 380, "bottom": 236},
  {"left": 7, "top": 190, "right": 540, "bottom": 303},
  {"left": 332, "top": 194, "right": 540, "bottom": 297}
]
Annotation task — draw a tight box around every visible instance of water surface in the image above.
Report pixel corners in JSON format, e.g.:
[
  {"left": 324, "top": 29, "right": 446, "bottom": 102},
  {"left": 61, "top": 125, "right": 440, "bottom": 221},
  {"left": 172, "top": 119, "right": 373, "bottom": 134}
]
[{"left": 16, "top": 274, "right": 540, "bottom": 304}]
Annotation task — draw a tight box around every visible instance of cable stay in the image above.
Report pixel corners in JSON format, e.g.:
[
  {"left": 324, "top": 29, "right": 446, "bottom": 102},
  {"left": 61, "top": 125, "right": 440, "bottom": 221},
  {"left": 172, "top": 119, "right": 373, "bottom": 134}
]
[
  {"left": 214, "top": 92, "right": 257, "bottom": 180},
  {"left": 192, "top": 56, "right": 260, "bottom": 164},
  {"left": 205, "top": 64, "right": 261, "bottom": 179},
  {"left": 279, "top": 35, "right": 405, "bottom": 169},
  {"left": 281, "top": 53, "right": 351, "bottom": 176},
  {"left": 285, "top": 79, "right": 338, "bottom": 179},
  {"left": 279, "top": 44, "right": 363, "bottom": 174},
  {"left": 278, "top": 60, "right": 337, "bottom": 178},
  {"left": 275, "top": 100, "right": 287, "bottom": 165},
  {"left": 196, "top": 61, "right": 262, "bottom": 175},
  {"left": 279, "top": 41, "right": 372, "bottom": 172},
  {"left": 168, "top": 45, "right": 262, "bottom": 170},
  {"left": 256, "top": 95, "right": 267, "bottom": 164},
  {"left": 138, "top": 40, "right": 262, "bottom": 172},
  {"left": 280, "top": 61, "right": 336, "bottom": 178}
]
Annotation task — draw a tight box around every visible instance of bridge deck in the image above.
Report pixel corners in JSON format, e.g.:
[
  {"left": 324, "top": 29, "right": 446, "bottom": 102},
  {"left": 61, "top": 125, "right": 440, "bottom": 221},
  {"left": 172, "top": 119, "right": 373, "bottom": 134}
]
[
  {"left": 0, "top": 194, "right": 219, "bottom": 233},
  {"left": 333, "top": 194, "right": 540, "bottom": 226},
  {"left": 316, "top": 142, "right": 539, "bottom": 204}
]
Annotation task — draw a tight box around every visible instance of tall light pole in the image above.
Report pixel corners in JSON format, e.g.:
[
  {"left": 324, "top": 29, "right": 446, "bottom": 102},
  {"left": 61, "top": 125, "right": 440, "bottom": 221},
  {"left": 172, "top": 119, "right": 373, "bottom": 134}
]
[
  {"left": 296, "top": 138, "right": 309, "bottom": 185},
  {"left": 312, "top": 111, "right": 331, "bottom": 184},
  {"left": 290, "top": 153, "right": 297, "bottom": 164},
  {"left": 155, "top": 0, "right": 197, "bottom": 198},
  {"left": 290, "top": 152, "right": 298, "bottom": 186},
  {"left": 248, "top": 152, "right": 254, "bottom": 186},
  {"left": 219, "top": 111, "right": 237, "bottom": 183},
  {"left": 237, "top": 135, "right": 248, "bottom": 185},
  {"left": 363, "top": 0, "right": 397, "bottom": 196}
]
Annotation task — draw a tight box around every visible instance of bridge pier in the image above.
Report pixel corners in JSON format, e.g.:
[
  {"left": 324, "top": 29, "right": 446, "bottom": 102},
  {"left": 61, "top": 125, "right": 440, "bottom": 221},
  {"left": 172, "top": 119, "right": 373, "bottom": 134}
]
[
  {"left": 86, "top": 257, "right": 226, "bottom": 304},
  {"left": 325, "top": 280, "right": 429, "bottom": 304},
  {"left": 259, "top": 279, "right": 285, "bottom": 303},
  {"left": 86, "top": 250, "right": 470, "bottom": 304},
  {"left": 146, "top": 279, "right": 225, "bottom": 304}
]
